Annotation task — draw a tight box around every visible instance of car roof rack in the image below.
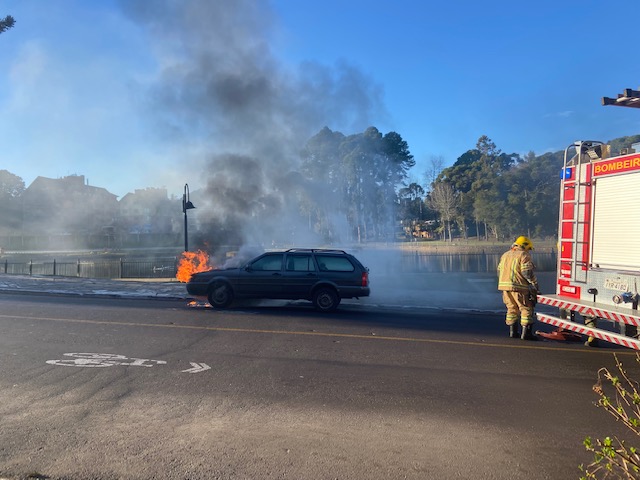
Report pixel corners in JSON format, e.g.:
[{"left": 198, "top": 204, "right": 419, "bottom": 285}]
[{"left": 286, "top": 248, "right": 347, "bottom": 254}]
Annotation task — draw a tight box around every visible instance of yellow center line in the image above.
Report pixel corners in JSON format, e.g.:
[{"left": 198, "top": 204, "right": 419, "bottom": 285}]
[{"left": 0, "top": 313, "right": 634, "bottom": 355}]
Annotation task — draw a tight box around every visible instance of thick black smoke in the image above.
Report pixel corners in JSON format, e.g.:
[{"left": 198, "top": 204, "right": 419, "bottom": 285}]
[{"left": 122, "top": 0, "right": 387, "bottom": 252}]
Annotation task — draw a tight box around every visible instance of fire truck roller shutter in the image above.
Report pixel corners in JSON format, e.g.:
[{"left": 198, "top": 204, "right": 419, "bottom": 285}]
[{"left": 591, "top": 172, "right": 640, "bottom": 271}]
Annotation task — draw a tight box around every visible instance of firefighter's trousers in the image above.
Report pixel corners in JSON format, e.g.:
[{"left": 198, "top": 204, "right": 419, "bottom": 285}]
[{"left": 502, "top": 290, "right": 534, "bottom": 326}]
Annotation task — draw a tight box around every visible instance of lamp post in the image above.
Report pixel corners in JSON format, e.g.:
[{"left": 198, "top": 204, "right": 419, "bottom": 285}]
[{"left": 182, "top": 183, "right": 196, "bottom": 252}]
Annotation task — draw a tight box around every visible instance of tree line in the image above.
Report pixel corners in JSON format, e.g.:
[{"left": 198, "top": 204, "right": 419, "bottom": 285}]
[
  {"left": 2, "top": 127, "right": 639, "bottom": 245},
  {"left": 298, "top": 129, "right": 640, "bottom": 243},
  {"left": 299, "top": 126, "right": 415, "bottom": 243},
  {"left": 426, "top": 134, "right": 640, "bottom": 241},
  {"left": 428, "top": 135, "right": 560, "bottom": 241}
]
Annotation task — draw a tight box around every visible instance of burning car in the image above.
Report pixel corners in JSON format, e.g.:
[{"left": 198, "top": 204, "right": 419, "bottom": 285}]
[{"left": 185, "top": 248, "right": 370, "bottom": 312}]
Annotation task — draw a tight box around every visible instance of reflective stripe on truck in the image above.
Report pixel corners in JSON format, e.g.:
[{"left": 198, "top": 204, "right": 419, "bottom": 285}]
[
  {"left": 538, "top": 294, "right": 640, "bottom": 326},
  {"left": 536, "top": 312, "right": 640, "bottom": 350}
]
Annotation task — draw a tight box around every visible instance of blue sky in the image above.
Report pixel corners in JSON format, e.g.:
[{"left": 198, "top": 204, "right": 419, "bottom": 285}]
[{"left": 1, "top": 0, "right": 639, "bottom": 199}]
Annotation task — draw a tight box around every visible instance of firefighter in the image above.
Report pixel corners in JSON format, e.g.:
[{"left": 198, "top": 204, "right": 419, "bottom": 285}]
[{"left": 497, "top": 236, "right": 539, "bottom": 340}]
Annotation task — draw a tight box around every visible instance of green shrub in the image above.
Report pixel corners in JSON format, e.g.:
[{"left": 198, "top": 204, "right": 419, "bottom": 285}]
[{"left": 580, "top": 354, "right": 640, "bottom": 479}]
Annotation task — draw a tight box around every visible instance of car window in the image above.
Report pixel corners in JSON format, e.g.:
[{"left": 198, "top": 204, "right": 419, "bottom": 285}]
[
  {"left": 285, "top": 255, "right": 313, "bottom": 272},
  {"left": 315, "top": 255, "right": 355, "bottom": 272},
  {"left": 251, "top": 254, "right": 283, "bottom": 271}
]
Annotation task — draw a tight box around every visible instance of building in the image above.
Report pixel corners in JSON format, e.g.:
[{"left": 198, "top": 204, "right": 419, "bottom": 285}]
[
  {"left": 21, "top": 175, "right": 118, "bottom": 235},
  {"left": 119, "top": 187, "right": 177, "bottom": 234}
]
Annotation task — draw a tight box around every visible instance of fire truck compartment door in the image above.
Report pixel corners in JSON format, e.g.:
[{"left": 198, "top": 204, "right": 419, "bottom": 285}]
[{"left": 591, "top": 171, "right": 640, "bottom": 271}]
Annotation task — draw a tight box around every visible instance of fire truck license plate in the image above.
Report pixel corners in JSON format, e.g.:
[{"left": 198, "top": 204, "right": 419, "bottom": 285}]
[{"left": 604, "top": 277, "right": 630, "bottom": 290}]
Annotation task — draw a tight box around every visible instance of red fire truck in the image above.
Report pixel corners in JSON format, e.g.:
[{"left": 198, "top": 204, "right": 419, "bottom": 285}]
[{"left": 536, "top": 88, "right": 640, "bottom": 348}]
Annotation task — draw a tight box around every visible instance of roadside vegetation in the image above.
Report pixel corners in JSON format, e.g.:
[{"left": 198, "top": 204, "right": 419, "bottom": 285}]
[{"left": 581, "top": 354, "right": 640, "bottom": 479}]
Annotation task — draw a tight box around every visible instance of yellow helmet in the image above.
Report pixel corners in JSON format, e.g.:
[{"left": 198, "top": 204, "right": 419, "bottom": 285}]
[{"left": 513, "top": 236, "right": 534, "bottom": 251}]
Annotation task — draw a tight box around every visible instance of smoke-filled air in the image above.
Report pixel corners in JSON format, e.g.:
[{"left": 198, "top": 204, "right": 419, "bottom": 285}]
[
  {"left": 3, "top": 0, "right": 637, "bottom": 260},
  {"left": 122, "top": 0, "right": 397, "bottom": 252}
]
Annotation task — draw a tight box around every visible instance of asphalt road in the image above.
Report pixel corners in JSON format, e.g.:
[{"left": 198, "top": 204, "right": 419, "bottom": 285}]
[{"left": 0, "top": 294, "right": 633, "bottom": 480}]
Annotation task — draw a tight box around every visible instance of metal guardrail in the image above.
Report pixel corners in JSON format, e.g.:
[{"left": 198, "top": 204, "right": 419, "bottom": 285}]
[{"left": 1, "top": 258, "right": 178, "bottom": 279}]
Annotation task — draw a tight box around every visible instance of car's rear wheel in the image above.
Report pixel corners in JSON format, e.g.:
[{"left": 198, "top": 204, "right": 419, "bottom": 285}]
[
  {"left": 312, "top": 287, "right": 340, "bottom": 312},
  {"left": 207, "top": 282, "right": 234, "bottom": 308}
]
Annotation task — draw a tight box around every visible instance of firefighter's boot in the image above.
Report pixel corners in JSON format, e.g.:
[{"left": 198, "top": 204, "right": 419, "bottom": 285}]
[
  {"left": 509, "top": 324, "right": 519, "bottom": 338},
  {"left": 521, "top": 324, "right": 538, "bottom": 341},
  {"left": 584, "top": 316, "right": 599, "bottom": 348},
  {"left": 585, "top": 336, "right": 599, "bottom": 348}
]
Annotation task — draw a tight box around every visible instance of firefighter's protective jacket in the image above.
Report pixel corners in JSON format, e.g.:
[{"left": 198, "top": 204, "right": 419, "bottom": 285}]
[{"left": 497, "top": 246, "right": 537, "bottom": 292}]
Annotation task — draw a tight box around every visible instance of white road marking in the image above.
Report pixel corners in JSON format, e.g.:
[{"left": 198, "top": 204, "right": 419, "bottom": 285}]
[
  {"left": 181, "top": 362, "right": 211, "bottom": 374},
  {"left": 46, "top": 353, "right": 167, "bottom": 368}
]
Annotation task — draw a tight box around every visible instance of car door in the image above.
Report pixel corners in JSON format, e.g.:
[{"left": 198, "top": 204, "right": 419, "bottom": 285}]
[
  {"left": 281, "top": 254, "right": 318, "bottom": 298},
  {"left": 238, "top": 253, "right": 284, "bottom": 297}
]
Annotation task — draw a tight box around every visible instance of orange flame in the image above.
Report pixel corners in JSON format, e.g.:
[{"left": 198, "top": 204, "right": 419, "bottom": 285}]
[{"left": 176, "top": 250, "right": 212, "bottom": 283}]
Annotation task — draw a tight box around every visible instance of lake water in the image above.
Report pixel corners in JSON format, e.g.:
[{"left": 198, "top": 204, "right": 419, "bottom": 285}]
[{"left": 399, "top": 251, "right": 557, "bottom": 273}]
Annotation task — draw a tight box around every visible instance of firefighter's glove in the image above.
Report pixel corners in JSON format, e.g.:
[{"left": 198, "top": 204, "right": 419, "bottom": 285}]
[{"left": 528, "top": 284, "right": 538, "bottom": 306}]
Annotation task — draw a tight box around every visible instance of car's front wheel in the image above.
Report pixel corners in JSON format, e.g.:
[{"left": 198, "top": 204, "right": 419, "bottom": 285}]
[
  {"left": 312, "top": 287, "right": 340, "bottom": 312},
  {"left": 207, "top": 282, "right": 234, "bottom": 308}
]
